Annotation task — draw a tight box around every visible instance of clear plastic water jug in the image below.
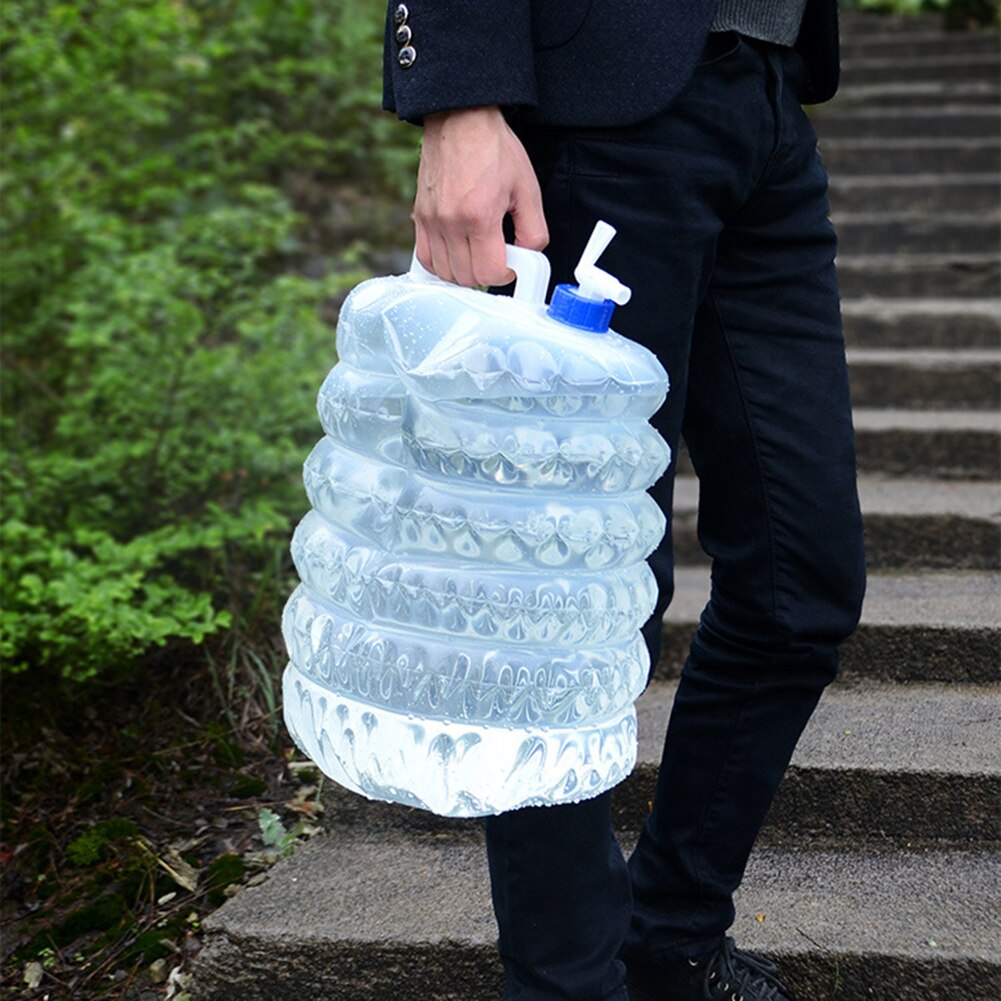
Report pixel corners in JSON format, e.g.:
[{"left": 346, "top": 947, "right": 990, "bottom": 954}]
[{"left": 282, "top": 222, "right": 670, "bottom": 816}]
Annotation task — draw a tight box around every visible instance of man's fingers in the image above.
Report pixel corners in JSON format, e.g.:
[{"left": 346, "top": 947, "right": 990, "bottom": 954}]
[
  {"left": 509, "top": 171, "right": 549, "bottom": 252},
  {"left": 427, "top": 227, "right": 455, "bottom": 284},
  {"left": 414, "top": 222, "right": 434, "bottom": 274},
  {"left": 425, "top": 210, "right": 511, "bottom": 287},
  {"left": 467, "top": 224, "right": 514, "bottom": 287},
  {"left": 420, "top": 215, "right": 507, "bottom": 287},
  {"left": 444, "top": 235, "right": 477, "bottom": 288},
  {"left": 431, "top": 212, "right": 475, "bottom": 286},
  {"left": 417, "top": 215, "right": 461, "bottom": 286}
]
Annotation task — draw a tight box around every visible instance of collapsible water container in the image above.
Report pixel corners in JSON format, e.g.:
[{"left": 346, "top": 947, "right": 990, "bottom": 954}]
[{"left": 282, "top": 221, "right": 670, "bottom": 816}]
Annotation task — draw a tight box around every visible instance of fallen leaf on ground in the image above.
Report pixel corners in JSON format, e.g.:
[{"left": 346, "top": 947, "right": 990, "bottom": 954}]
[{"left": 24, "top": 962, "right": 43, "bottom": 988}]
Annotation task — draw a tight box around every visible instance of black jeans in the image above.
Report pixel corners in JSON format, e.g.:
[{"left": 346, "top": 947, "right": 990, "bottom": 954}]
[{"left": 485, "top": 33, "right": 866, "bottom": 1001}]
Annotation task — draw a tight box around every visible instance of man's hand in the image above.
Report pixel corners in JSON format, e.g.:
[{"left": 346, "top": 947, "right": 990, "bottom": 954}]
[{"left": 414, "top": 106, "right": 548, "bottom": 287}]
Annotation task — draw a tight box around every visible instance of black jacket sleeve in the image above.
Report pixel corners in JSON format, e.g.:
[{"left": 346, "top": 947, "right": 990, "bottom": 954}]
[
  {"left": 383, "top": 1, "right": 538, "bottom": 123},
  {"left": 381, "top": 0, "right": 721, "bottom": 129}
]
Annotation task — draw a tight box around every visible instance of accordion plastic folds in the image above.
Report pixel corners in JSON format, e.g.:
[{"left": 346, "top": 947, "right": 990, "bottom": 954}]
[{"left": 282, "top": 222, "right": 671, "bottom": 816}]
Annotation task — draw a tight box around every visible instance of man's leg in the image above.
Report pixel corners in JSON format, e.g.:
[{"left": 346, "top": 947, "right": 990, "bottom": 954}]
[
  {"left": 484, "top": 794, "right": 632, "bottom": 1001},
  {"left": 621, "top": 40, "right": 866, "bottom": 974},
  {"left": 484, "top": 33, "right": 820, "bottom": 1000}
]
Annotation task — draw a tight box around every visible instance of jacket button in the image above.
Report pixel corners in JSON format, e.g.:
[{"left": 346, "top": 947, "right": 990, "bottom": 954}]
[
  {"left": 393, "top": 4, "right": 409, "bottom": 25},
  {"left": 395, "top": 24, "right": 412, "bottom": 45},
  {"left": 398, "top": 45, "right": 417, "bottom": 68}
]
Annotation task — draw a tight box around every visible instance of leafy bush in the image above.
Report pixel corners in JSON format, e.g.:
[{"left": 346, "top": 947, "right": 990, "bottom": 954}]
[
  {"left": 1, "top": 1, "right": 417, "bottom": 681},
  {"left": 850, "top": 0, "right": 941, "bottom": 10},
  {"left": 846, "top": 0, "right": 998, "bottom": 25}
]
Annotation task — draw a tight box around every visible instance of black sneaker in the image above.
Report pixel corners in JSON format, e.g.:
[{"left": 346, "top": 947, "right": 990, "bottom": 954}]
[{"left": 626, "top": 937, "right": 797, "bottom": 1001}]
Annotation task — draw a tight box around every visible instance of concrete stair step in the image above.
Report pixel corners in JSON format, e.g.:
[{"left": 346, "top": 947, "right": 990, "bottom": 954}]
[
  {"left": 192, "top": 835, "right": 1001, "bottom": 1001},
  {"left": 841, "top": 298, "right": 1001, "bottom": 348},
  {"left": 839, "top": 11, "right": 959, "bottom": 37},
  {"left": 840, "top": 30, "right": 1000, "bottom": 59},
  {"left": 819, "top": 137, "right": 1000, "bottom": 174},
  {"left": 817, "top": 104, "right": 1001, "bottom": 139},
  {"left": 853, "top": 407, "right": 1000, "bottom": 480},
  {"left": 830, "top": 174, "right": 1000, "bottom": 214},
  {"left": 305, "top": 676, "right": 1001, "bottom": 846},
  {"left": 614, "top": 678, "right": 1001, "bottom": 842},
  {"left": 845, "top": 346, "right": 1001, "bottom": 409},
  {"left": 830, "top": 80, "right": 1000, "bottom": 107},
  {"left": 670, "top": 477, "right": 1001, "bottom": 571},
  {"left": 677, "top": 409, "right": 1001, "bottom": 480},
  {"left": 659, "top": 567, "right": 1000, "bottom": 684},
  {"left": 852, "top": 478, "right": 1000, "bottom": 570},
  {"left": 841, "top": 52, "right": 1000, "bottom": 84},
  {"left": 834, "top": 211, "right": 1001, "bottom": 255},
  {"left": 836, "top": 253, "right": 999, "bottom": 299}
]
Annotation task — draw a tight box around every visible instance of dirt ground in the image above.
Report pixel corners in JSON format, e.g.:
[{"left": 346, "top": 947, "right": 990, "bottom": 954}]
[{"left": 0, "top": 652, "right": 321, "bottom": 1000}]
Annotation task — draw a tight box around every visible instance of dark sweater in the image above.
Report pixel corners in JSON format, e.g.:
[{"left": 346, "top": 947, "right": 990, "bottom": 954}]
[{"left": 711, "top": 0, "right": 810, "bottom": 46}]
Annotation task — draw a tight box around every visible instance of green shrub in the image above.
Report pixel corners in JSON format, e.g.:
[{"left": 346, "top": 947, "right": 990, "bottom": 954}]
[
  {"left": 1, "top": 1, "right": 416, "bottom": 681},
  {"left": 846, "top": 0, "right": 999, "bottom": 25},
  {"left": 850, "top": 0, "right": 937, "bottom": 11}
]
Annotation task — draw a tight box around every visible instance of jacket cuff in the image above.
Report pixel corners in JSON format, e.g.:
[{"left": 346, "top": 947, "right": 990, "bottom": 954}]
[{"left": 383, "top": 0, "right": 538, "bottom": 124}]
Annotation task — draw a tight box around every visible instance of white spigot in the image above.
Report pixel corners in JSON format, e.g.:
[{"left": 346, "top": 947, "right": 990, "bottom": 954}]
[{"left": 574, "top": 221, "right": 632, "bottom": 305}]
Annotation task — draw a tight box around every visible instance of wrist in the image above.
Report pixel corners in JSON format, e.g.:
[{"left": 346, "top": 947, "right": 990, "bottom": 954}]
[{"left": 424, "top": 105, "right": 505, "bottom": 135}]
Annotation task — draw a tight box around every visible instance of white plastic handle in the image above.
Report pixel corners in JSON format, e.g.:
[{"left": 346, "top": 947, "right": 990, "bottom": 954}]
[
  {"left": 408, "top": 245, "right": 551, "bottom": 305},
  {"left": 504, "top": 245, "right": 551, "bottom": 304}
]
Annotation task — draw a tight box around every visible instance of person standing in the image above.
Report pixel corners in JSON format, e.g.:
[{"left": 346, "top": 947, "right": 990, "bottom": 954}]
[{"left": 382, "top": 2, "right": 866, "bottom": 999}]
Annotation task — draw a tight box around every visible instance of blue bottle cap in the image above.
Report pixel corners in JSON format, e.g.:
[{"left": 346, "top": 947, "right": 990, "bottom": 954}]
[{"left": 547, "top": 284, "right": 616, "bottom": 333}]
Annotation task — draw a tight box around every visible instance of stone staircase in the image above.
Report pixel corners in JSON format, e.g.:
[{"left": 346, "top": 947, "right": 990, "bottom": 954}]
[{"left": 191, "top": 10, "right": 1000, "bottom": 1001}]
